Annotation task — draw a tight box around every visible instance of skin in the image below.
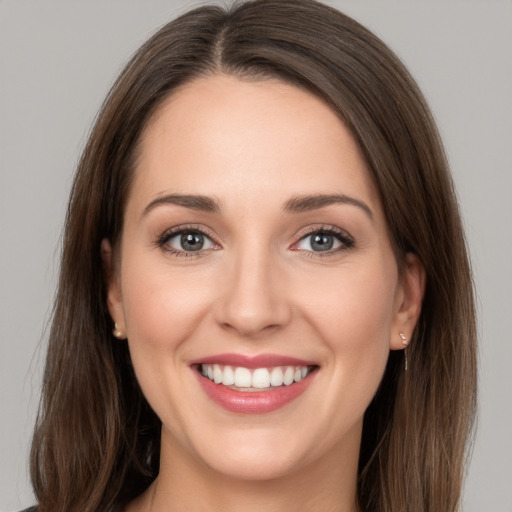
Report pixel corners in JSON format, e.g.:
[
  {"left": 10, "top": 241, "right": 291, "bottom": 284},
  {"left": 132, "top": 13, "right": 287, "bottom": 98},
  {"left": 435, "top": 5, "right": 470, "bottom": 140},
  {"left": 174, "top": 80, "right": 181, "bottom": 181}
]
[{"left": 103, "top": 74, "right": 425, "bottom": 512}]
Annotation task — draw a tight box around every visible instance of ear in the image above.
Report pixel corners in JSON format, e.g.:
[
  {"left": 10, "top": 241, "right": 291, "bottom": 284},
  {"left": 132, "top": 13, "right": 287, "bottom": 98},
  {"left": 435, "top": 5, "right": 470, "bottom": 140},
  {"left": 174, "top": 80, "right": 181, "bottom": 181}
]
[
  {"left": 101, "top": 238, "right": 126, "bottom": 336},
  {"left": 390, "top": 252, "right": 426, "bottom": 350}
]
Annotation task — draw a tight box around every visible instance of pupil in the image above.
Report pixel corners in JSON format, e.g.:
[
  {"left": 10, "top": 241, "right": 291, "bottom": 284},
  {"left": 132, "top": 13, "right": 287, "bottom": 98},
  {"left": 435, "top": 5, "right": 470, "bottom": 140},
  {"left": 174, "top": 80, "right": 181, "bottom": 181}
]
[
  {"left": 311, "top": 233, "right": 333, "bottom": 251},
  {"left": 181, "top": 232, "right": 204, "bottom": 251}
]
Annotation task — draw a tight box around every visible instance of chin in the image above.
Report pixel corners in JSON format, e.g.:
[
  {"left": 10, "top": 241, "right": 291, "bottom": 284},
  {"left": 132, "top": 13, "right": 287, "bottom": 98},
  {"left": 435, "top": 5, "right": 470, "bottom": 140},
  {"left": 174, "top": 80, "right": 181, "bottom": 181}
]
[
  {"left": 201, "top": 443, "right": 306, "bottom": 482},
  {"left": 167, "top": 418, "right": 316, "bottom": 482}
]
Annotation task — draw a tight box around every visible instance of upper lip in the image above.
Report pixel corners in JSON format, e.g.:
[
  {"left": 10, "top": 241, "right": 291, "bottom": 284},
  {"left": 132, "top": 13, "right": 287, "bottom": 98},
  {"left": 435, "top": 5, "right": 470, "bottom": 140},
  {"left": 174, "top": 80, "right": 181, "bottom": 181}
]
[{"left": 190, "top": 353, "right": 317, "bottom": 369}]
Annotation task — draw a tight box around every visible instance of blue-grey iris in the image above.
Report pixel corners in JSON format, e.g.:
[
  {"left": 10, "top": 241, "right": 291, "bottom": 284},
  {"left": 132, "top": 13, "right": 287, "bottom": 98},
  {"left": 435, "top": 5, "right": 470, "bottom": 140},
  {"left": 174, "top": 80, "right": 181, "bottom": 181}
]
[
  {"left": 311, "top": 233, "right": 334, "bottom": 251},
  {"left": 181, "top": 232, "right": 204, "bottom": 251}
]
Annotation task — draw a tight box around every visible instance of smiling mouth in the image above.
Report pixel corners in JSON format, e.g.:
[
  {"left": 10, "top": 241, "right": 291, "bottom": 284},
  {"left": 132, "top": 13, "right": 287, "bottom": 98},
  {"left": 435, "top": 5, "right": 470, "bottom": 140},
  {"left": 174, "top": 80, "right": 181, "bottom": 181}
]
[
  {"left": 191, "top": 354, "right": 319, "bottom": 413},
  {"left": 197, "top": 363, "right": 317, "bottom": 391}
]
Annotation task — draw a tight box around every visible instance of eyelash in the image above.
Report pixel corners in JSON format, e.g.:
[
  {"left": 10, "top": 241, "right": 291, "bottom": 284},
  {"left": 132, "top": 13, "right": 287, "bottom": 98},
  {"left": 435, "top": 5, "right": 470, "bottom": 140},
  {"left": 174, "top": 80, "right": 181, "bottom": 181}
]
[
  {"left": 292, "top": 226, "right": 355, "bottom": 258},
  {"left": 156, "top": 224, "right": 219, "bottom": 258},
  {"left": 155, "top": 224, "right": 355, "bottom": 258}
]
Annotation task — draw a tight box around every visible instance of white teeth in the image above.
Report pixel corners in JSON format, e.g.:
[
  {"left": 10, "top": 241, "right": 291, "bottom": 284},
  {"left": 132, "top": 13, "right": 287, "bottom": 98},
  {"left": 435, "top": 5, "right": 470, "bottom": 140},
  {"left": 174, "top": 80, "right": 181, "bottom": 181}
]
[
  {"left": 234, "top": 367, "right": 252, "bottom": 387},
  {"left": 283, "top": 366, "right": 295, "bottom": 385},
  {"left": 270, "top": 367, "right": 284, "bottom": 387},
  {"left": 213, "top": 364, "right": 223, "bottom": 384},
  {"left": 252, "top": 368, "right": 271, "bottom": 388},
  {"left": 222, "top": 365, "right": 235, "bottom": 386},
  {"left": 201, "top": 364, "right": 312, "bottom": 389}
]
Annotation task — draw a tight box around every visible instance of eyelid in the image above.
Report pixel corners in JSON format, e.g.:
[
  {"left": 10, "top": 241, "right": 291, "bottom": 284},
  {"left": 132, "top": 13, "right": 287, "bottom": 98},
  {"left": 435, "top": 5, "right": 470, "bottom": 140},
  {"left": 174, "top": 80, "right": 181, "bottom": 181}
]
[
  {"left": 156, "top": 224, "right": 221, "bottom": 256},
  {"left": 290, "top": 225, "right": 355, "bottom": 254},
  {"left": 154, "top": 223, "right": 354, "bottom": 258}
]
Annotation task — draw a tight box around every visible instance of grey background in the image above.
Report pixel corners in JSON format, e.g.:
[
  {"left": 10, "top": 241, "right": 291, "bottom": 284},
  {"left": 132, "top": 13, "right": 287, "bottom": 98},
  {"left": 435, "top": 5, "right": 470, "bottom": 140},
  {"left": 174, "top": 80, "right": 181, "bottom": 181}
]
[{"left": 1, "top": 1, "right": 511, "bottom": 510}]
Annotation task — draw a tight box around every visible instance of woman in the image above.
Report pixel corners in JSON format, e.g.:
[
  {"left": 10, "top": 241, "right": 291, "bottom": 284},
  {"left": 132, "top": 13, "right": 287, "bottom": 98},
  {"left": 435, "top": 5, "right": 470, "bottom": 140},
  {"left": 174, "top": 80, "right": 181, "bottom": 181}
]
[{"left": 26, "top": 0, "right": 477, "bottom": 511}]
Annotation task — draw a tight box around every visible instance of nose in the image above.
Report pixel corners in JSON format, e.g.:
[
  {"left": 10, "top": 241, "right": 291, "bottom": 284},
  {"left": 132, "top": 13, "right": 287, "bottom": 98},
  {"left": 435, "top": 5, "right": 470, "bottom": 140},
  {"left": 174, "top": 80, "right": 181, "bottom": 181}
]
[{"left": 213, "top": 247, "right": 292, "bottom": 338}]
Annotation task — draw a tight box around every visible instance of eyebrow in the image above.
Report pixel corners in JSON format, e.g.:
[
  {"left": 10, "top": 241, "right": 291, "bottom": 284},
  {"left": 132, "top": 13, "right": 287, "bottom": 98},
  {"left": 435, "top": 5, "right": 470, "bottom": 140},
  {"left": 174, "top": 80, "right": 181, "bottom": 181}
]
[
  {"left": 282, "top": 194, "right": 373, "bottom": 220},
  {"left": 142, "top": 193, "right": 221, "bottom": 217},
  {"left": 141, "top": 192, "right": 373, "bottom": 220}
]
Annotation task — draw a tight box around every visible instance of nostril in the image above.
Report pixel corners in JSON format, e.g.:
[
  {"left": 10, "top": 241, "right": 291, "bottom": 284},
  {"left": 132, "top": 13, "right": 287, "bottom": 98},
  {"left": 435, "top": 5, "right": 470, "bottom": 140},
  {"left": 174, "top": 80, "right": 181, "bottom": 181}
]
[{"left": 218, "top": 319, "right": 286, "bottom": 338}]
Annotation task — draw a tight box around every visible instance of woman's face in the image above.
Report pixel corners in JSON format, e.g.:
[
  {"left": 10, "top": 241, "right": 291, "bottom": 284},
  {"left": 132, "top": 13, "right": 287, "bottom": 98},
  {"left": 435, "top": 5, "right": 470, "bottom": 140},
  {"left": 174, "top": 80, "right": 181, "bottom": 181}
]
[{"left": 106, "top": 74, "right": 423, "bottom": 481}]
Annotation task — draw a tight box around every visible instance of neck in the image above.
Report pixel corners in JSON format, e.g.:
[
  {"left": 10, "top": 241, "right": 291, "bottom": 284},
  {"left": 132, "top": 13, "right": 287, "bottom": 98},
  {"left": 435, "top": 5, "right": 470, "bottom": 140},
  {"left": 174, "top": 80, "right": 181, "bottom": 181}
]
[{"left": 129, "top": 425, "right": 361, "bottom": 512}]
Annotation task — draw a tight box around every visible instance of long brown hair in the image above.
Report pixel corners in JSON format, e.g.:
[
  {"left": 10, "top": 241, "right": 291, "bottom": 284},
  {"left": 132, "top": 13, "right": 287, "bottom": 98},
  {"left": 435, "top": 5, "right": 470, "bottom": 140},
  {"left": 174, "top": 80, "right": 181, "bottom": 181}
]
[{"left": 30, "top": 1, "right": 477, "bottom": 511}]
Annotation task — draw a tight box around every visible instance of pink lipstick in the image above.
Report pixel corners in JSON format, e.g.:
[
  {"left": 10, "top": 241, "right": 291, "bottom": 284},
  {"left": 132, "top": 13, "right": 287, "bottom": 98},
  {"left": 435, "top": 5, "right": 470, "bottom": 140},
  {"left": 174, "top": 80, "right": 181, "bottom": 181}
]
[{"left": 191, "top": 353, "right": 318, "bottom": 414}]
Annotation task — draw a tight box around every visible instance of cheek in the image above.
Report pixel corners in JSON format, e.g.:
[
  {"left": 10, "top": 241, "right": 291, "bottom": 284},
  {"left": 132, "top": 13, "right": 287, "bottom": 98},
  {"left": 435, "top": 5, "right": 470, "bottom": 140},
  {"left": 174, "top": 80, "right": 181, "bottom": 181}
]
[
  {"left": 303, "top": 261, "right": 396, "bottom": 341},
  {"left": 315, "top": 270, "right": 396, "bottom": 427},
  {"left": 118, "top": 257, "right": 214, "bottom": 424},
  {"left": 296, "top": 257, "right": 398, "bottom": 398},
  {"left": 121, "top": 257, "right": 211, "bottom": 348},
  {"left": 118, "top": 259, "right": 217, "bottom": 415}
]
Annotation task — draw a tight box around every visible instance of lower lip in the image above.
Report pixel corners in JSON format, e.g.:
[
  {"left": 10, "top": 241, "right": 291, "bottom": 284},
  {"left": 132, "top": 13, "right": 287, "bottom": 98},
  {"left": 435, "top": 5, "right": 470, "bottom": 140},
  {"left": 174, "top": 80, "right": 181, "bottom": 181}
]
[{"left": 194, "top": 369, "right": 316, "bottom": 414}]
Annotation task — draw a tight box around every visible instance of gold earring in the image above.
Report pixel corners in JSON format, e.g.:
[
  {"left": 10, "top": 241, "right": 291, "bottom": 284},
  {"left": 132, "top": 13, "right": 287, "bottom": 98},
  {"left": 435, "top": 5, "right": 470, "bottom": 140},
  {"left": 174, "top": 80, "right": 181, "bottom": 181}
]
[
  {"left": 400, "top": 333, "right": 408, "bottom": 371},
  {"left": 113, "top": 322, "right": 125, "bottom": 339}
]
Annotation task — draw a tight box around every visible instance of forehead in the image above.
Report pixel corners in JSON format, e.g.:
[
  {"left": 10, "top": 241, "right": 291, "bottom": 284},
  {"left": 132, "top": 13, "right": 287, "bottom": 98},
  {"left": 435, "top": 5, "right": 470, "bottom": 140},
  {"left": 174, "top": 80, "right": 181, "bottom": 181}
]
[{"left": 129, "top": 74, "right": 383, "bottom": 218}]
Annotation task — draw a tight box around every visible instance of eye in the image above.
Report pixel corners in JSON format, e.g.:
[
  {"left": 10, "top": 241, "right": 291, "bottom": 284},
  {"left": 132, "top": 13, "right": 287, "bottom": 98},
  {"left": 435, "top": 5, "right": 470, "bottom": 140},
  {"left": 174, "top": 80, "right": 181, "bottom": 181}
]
[
  {"left": 158, "top": 227, "right": 218, "bottom": 256},
  {"left": 293, "top": 228, "right": 354, "bottom": 254}
]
